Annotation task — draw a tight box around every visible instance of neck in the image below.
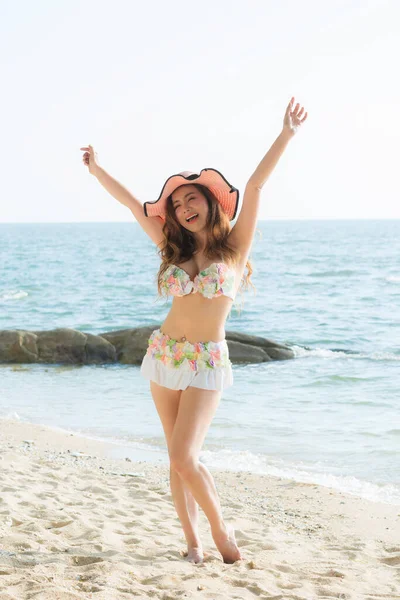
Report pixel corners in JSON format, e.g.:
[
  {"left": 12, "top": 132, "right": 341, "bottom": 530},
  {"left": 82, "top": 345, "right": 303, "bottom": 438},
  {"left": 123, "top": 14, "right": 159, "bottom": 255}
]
[{"left": 193, "top": 229, "right": 208, "bottom": 254}]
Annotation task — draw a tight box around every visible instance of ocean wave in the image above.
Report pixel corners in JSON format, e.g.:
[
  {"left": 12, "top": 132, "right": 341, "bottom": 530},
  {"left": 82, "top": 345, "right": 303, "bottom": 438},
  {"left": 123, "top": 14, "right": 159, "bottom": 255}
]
[
  {"left": 0, "top": 289, "right": 29, "bottom": 301},
  {"left": 199, "top": 448, "right": 400, "bottom": 506},
  {"left": 387, "top": 429, "right": 400, "bottom": 436},
  {"left": 308, "top": 270, "right": 358, "bottom": 278},
  {"left": 290, "top": 345, "right": 400, "bottom": 361}
]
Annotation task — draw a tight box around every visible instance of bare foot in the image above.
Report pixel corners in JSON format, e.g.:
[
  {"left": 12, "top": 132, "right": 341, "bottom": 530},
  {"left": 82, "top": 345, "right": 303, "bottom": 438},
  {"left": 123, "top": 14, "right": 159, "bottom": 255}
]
[
  {"left": 184, "top": 545, "right": 204, "bottom": 564},
  {"left": 213, "top": 524, "right": 242, "bottom": 564}
]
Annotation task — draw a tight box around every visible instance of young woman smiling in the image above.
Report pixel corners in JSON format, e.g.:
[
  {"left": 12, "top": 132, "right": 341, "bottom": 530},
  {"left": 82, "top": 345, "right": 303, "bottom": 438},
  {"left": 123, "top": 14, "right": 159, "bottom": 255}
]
[{"left": 80, "top": 96, "right": 308, "bottom": 564}]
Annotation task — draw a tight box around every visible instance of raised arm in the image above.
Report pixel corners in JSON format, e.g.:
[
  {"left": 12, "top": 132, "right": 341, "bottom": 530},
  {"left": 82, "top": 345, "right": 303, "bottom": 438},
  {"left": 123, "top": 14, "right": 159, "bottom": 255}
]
[
  {"left": 80, "top": 145, "right": 164, "bottom": 248},
  {"left": 228, "top": 97, "right": 308, "bottom": 261}
]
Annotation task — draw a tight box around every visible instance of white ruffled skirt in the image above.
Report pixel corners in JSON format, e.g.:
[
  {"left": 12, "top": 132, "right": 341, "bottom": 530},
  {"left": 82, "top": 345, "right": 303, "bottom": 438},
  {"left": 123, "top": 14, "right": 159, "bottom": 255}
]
[{"left": 140, "top": 328, "right": 234, "bottom": 391}]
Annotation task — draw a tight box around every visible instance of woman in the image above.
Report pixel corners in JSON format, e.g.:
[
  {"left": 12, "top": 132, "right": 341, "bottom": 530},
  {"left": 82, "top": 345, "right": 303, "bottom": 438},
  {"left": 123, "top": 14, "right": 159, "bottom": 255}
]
[{"left": 80, "top": 96, "right": 308, "bottom": 564}]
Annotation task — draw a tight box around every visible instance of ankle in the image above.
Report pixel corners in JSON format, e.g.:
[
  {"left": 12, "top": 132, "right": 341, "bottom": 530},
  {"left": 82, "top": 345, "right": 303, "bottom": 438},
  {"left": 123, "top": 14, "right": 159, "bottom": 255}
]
[
  {"left": 211, "top": 520, "right": 228, "bottom": 540},
  {"left": 186, "top": 535, "right": 202, "bottom": 549}
]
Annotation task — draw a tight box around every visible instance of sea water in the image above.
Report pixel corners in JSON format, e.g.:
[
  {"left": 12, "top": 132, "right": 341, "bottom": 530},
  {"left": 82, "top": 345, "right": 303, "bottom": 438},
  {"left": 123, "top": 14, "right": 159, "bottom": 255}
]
[{"left": 1, "top": 220, "right": 399, "bottom": 505}]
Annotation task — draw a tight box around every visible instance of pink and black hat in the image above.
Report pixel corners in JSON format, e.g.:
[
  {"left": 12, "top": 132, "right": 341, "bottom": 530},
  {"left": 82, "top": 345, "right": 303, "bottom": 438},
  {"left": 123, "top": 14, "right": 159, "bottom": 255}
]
[{"left": 143, "top": 168, "right": 239, "bottom": 222}]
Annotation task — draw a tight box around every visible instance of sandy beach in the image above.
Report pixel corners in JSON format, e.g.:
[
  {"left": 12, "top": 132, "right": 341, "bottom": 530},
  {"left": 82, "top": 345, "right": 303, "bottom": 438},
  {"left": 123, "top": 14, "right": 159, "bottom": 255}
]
[{"left": 0, "top": 418, "right": 399, "bottom": 599}]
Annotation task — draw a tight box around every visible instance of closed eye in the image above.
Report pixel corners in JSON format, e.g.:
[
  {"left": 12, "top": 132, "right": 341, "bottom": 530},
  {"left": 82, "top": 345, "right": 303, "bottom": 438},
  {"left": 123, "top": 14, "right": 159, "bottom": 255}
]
[{"left": 173, "top": 195, "right": 195, "bottom": 210}]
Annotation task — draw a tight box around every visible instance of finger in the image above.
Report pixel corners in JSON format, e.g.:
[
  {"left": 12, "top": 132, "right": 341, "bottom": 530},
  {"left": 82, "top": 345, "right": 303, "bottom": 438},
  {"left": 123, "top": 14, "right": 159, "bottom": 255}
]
[{"left": 301, "top": 112, "right": 308, "bottom": 122}]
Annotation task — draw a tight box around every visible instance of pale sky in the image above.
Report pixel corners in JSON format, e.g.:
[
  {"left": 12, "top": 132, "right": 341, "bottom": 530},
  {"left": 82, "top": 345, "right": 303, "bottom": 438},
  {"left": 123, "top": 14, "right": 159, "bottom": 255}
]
[{"left": 1, "top": 0, "right": 399, "bottom": 223}]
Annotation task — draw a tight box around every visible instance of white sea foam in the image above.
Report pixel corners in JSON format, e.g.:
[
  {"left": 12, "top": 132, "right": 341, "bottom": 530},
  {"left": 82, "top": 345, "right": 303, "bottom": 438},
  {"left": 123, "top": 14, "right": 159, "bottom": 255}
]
[
  {"left": 199, "top": 448, "right": 400, "bottom": 506},
  {"left": 291, "top": 345, "right": 400, "bottom": 361},
  {"left": 291, "top": 345, "right": 351, "bottom": 359},
  {"left": 0, "top": 289, "right": 28, "bottom": 301}
]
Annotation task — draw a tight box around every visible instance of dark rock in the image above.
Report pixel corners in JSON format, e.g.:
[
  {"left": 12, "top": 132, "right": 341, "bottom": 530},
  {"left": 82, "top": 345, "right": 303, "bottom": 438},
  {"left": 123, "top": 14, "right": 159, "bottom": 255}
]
[
  {"left": 227, "top": 340, "right": 272, "bottom": 363},
  {"left": 225, "top": 331, "right": 294, "bottom": 360},
  {"left": 100, "top": 325, "right": 157, "bottom": 364},
  {"left": 33, "top": 328, "right": 87, "bottom": 364},
  {"left": 0, "top": 330, "right": 38, "bottom": 363},
  {"left": 84, "top": 333, "right": 117, "bottom": 364}
]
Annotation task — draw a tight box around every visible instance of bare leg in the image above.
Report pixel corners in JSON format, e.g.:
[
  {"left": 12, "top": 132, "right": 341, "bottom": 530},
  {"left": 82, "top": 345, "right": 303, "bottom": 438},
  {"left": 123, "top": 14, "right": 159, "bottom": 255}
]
[
  {"left": 169, "top": 467, "right": 200, "bottom": 544},
  {"left": 169, "top": 385, "right": 242, "bottom": 563},
  {"left": 170, "top": 468, "right": 199, "bottom": 536},
  {"left": 150, "top": 381, "right": 203, "bottom": 562}
]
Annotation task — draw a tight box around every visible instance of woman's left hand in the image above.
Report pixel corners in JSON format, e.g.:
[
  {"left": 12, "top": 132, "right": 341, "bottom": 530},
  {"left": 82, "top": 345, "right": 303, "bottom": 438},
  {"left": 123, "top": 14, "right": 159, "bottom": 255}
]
[{"left": 283, "top": 97, "right": 308, "bottom": 136}]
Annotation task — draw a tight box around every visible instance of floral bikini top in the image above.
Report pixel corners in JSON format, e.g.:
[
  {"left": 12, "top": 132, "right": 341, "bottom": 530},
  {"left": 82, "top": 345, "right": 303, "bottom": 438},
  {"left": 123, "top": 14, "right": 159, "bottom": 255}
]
[{"left": 161, "top": 262, "right": 236, "bottom": 300}]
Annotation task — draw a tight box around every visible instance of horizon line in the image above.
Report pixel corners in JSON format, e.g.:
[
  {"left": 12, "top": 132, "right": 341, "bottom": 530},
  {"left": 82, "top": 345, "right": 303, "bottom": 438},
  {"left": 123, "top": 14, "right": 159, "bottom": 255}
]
[{"left": 1, "top": 217, "right": 399, "bottom": 225}]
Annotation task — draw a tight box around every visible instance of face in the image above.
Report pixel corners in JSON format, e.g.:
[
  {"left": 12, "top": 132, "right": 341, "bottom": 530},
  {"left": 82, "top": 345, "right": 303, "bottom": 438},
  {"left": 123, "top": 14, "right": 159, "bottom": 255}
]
[{"left": 170, "top": 185, "right": 208, "bottom": 230}]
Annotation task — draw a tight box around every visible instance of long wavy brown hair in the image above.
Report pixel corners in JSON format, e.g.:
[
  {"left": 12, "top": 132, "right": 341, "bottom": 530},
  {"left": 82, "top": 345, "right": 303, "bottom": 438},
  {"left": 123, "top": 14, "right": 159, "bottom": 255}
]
[{"left": 156, "top": 183, "right": 255, "bottom": 307}]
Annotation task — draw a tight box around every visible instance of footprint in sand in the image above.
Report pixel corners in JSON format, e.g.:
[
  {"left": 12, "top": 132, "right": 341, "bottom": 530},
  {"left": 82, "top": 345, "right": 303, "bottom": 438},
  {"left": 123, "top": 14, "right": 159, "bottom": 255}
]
[
  {"left": 380, "top": 554, "right": 400, "bottom": 566},
  {"left": 70, "top": 555, "right": 104, "bottom": 566}
]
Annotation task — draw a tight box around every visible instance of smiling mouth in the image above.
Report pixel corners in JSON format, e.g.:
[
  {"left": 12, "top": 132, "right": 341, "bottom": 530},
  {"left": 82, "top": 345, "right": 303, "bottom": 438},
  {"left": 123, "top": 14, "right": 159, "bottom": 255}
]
[{"left": 186, "top": 213, "right": 199, "bottom": 223}]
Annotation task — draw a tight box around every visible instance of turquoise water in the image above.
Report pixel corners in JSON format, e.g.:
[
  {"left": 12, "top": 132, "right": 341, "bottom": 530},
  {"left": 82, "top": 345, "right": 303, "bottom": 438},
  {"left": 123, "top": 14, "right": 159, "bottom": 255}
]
[{"left": 1, "top": 220, "right": 399, "bottom": 505}]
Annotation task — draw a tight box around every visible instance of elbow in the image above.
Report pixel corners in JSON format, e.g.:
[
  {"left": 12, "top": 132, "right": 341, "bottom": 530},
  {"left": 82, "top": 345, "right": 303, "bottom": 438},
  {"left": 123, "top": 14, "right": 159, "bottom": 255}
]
[{"left": 246, "top": 179, "right": 263, "bottom": 191}]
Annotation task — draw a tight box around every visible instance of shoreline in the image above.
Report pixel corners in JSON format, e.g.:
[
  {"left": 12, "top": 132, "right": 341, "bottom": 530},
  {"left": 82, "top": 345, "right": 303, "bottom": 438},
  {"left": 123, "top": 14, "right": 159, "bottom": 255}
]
[
  {"left": 1, "top": 418, "right": 399, "bottom": 598},
  {"left": 2, "top": 415, "right": 398, "bottom": 507}
]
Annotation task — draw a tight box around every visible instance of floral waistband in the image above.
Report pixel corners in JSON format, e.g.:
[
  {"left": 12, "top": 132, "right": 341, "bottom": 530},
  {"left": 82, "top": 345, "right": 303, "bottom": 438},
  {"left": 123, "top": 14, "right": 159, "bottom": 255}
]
[{"left": 146, "top": 328, "right": 230, "bottom": 371}]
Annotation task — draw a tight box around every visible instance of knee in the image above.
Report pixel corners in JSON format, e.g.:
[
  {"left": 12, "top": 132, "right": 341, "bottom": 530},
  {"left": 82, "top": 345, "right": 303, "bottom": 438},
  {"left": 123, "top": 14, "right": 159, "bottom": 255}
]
[{"left": 170, "top": 453, "right": 198, "bottom": 477}]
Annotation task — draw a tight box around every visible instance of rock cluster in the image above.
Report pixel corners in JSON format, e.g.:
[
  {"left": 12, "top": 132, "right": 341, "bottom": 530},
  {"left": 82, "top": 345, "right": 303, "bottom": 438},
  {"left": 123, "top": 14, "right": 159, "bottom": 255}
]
[{"left": 0, "top": 326, "right": 294, "bottom": 365}]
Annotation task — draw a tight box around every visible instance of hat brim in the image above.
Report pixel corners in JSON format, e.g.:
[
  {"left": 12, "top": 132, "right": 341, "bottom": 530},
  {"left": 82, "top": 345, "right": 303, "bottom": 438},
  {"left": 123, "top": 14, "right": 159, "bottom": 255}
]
[{"left": 143, "top": 168, "right": 239, "bottom": 221}]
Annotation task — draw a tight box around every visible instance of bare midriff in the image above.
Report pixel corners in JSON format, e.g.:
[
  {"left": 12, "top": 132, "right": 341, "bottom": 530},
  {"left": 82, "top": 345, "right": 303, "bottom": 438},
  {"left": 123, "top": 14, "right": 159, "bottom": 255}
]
[{"left": 160, "top": 268, "right": 241, "bottom": 344}]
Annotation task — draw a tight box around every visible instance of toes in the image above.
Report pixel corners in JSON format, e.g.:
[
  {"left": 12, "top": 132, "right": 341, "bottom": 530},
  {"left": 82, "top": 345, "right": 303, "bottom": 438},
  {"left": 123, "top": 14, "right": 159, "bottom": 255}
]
[{"left": 185, "top": 546, "right": 204, "bottom": 564}]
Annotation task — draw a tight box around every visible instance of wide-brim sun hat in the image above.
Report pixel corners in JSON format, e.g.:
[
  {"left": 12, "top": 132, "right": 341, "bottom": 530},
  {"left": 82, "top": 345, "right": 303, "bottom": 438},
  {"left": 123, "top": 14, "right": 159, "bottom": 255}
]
[{"left": 143, "top": 168, "right": 239, "bottom": 222}]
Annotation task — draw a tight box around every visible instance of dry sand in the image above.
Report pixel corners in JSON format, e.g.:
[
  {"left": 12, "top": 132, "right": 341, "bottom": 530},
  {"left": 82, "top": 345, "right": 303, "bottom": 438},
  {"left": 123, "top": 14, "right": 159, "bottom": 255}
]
[{"left": 0, "top": 418, "right": 399, "bottom": 599}]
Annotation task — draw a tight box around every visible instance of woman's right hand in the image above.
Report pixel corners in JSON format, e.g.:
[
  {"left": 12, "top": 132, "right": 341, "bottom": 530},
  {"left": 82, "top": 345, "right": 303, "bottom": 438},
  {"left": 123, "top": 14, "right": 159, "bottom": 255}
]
[{"left": 80, "top": 144, "right": 100, "bottom": 176}]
